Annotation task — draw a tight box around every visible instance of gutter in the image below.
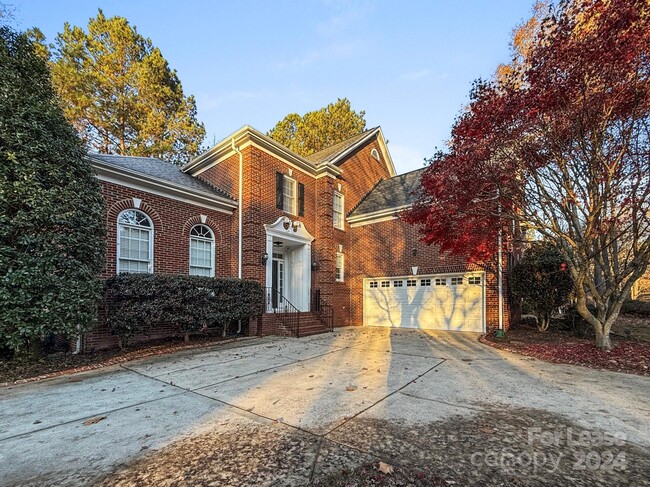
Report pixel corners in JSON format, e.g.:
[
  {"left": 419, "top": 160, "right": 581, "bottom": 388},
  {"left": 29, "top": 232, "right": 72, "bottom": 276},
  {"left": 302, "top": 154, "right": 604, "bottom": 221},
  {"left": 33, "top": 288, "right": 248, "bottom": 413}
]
[{"left": 89, "top": 159, "right": 237, "bottom": 211}]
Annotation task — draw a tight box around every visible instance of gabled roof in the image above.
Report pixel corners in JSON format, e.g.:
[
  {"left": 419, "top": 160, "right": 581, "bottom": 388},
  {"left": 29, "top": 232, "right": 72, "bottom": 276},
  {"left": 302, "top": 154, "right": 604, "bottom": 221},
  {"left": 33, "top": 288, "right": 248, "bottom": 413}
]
[
  {"left": 88, "top": 153, "right": 235, "bottom": 202},
  {"left": 183, "top": 125, "right": 395, "bottom": 179},
  {"left": 348, "top": 168, "right": 425, "bottom": 218},
  {"left": 181, "top": 125, "right": 341, "bottom": 179},
  {"left": 305, "top": 128, "right": 378, "bottom": 164},
  {"left": 305, "top": 126, "right": 396, "bottom": 176}
]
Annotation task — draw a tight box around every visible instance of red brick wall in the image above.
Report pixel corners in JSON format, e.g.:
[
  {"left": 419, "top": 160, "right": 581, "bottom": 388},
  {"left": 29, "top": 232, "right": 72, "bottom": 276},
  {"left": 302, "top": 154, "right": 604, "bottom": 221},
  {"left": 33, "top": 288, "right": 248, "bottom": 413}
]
[{"left": 85, "top": 181, "right": 237, "bottom": 351}]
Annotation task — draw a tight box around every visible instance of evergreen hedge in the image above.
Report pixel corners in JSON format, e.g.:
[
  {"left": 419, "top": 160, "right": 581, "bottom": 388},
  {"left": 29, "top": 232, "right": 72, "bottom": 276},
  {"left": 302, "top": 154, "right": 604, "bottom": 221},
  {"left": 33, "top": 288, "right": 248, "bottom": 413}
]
[
  {"left": 0, "top": 27, "right": 106, "bottom": 354},
  {"left": 104, "top": 274, "right": 263, "bottom": 347}
]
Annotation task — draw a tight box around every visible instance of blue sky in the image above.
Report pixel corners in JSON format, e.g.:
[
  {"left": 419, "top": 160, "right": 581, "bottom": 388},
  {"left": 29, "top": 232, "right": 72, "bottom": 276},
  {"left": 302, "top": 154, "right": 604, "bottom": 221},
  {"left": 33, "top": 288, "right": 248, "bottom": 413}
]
[{"left": 12, "top": 0, "right": 533, "bottom": 174}]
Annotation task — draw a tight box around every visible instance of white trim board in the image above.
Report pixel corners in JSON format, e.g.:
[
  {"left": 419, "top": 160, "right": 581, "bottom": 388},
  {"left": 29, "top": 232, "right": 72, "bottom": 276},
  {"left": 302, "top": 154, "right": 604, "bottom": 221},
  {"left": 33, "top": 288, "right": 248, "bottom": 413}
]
[{"left": 92, "top": 162, "right": 236, "bottom": 215}]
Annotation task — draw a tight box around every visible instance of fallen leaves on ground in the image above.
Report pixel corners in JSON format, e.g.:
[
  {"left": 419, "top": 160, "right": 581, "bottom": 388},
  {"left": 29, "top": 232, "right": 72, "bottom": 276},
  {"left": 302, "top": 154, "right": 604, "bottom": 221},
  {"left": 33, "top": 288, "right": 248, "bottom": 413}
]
[
  {"left": 486, "top": 325, "right": 650, "bottom": 376},
  {"left": 346, "top": 385, "right": 358, "bottom": 392},
  {"left": 83, "top": 416, "right": 106, "bottom": 426}
]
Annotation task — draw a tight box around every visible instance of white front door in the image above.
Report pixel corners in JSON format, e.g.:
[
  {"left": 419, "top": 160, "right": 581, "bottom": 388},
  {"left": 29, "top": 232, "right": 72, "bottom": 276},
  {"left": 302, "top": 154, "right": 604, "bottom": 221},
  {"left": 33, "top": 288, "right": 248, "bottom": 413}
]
[
  {"left": 271, "top": 252, "right": 285, "bottom": 309},
  {"left": 363, "top": 273, "right": 485, "bottom": 332}
]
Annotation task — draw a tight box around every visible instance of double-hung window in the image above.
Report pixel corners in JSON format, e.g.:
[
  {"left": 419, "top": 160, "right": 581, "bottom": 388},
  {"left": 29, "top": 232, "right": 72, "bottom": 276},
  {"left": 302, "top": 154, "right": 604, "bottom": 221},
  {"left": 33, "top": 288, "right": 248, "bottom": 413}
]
[
  {"left": 189, "top": 224, "right": 215, "bottom": 277},
  {"left": 333, "top": 191, "right": 344, "bottom": 230},
  {"left": 283, "top": 176, "right": 296, "bottom": 214},
  {"left": 335, "top": 252, "right": 345, "bottom": 282},
  {"left": 117, "top": 209, "right": 153, "bottom": 273}
]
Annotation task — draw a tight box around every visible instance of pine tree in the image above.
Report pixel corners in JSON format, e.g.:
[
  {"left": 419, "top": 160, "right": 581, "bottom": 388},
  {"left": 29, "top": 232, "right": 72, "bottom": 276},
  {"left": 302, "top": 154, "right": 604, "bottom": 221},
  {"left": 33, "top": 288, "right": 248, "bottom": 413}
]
[{"left": 44, "top": 10, "right": 205, "bottom": 165}]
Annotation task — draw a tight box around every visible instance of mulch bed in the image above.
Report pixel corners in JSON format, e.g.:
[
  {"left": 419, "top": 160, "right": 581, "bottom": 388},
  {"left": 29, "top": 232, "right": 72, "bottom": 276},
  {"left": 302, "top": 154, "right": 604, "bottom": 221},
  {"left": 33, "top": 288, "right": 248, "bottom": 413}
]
[
  {"left": 482, "top": 323, "right": 650, "bottom": 376},
  {"left": 0, "top": 334, "right": 251, "bottom": 387}
]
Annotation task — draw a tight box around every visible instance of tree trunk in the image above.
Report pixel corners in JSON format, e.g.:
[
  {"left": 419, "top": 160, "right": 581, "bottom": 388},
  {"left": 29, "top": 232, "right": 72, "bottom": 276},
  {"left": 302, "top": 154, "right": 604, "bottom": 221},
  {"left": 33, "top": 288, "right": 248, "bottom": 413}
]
[
  {"left": 536, "top": 312, "right": 550, "bottom": 332},
  {"left": 29, "top": 338, "right": 41, "bottom": 360},
  {"left": 594, "top": 326, "right": 612, "bottom": 350}
]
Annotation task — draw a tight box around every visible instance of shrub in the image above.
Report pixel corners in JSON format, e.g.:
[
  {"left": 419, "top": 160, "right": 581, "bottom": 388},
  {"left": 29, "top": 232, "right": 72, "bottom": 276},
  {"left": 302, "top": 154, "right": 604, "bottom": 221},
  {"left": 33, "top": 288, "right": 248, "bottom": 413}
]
[
  {"left": 0, "top": 27, "right": 106, "bottom": 355},
  {"left": 105, "top": 274, "right": 263, "bottom": 347},
  {"left": 621, "top": 299, "right": 650, "bottom": 317},
  {"left": 562, "top": 306, "right": 595, "bottom": 337},
  {"left": 510, "top": 242, "right": 573, "bottom": 332}
]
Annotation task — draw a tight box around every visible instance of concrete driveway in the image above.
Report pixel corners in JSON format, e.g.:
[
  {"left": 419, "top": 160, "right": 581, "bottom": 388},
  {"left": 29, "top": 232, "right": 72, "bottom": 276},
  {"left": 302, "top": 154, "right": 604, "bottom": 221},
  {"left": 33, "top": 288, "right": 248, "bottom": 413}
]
[{"left": 1, "top": 327, "right": 648, "bottom": 486}]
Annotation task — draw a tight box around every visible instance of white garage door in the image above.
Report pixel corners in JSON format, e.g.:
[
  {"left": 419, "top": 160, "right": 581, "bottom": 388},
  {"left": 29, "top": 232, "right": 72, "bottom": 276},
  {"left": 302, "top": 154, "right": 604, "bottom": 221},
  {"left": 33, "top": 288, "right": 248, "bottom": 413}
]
[{"left": 363, "top": 273, "right": 485, "bottom": 332}]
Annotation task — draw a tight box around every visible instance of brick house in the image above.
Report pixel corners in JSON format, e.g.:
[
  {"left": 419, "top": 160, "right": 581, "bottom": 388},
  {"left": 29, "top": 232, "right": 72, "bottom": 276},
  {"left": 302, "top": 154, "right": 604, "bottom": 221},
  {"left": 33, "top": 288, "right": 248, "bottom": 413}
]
[{"left": 85, "top": 125, "right": 512, "bottom": 350}]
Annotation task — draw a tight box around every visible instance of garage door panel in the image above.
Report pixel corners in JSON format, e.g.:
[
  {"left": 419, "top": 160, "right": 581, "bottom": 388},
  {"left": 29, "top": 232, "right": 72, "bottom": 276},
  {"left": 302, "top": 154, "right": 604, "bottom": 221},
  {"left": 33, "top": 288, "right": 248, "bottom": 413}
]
[{"left": 364, "top": 273, "right": 485, "bottom": 332}]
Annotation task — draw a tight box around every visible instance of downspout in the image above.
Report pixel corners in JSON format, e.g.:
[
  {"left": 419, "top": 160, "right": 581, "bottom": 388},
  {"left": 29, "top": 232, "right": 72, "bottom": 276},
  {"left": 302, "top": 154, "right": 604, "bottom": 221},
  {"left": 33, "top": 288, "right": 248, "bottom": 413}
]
[
  {"left": 496, "top": 192, "right": 505, "bottom": 337},
  {"left": 74, "top": 329, "right": 82, "bottom": 354},
  {"left": 232, "top": 139, "right": 243, "bottom": 334}
]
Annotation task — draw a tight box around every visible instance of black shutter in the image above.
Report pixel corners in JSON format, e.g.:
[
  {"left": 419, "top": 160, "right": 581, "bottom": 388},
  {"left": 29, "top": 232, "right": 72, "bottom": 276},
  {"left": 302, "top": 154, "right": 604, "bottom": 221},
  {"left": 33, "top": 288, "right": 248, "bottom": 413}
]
[
  {"left": 298, "top": 183, "right": 305, "bottom": 216},
  {"left": 276, "top": 172, "right": 284, "bottom": 209}
]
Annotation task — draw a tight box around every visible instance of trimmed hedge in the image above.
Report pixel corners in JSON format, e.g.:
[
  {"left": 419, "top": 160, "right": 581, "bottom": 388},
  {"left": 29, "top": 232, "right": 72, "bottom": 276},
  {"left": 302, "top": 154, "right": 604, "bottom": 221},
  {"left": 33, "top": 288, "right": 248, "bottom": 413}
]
[
  {"left": 105, "top": 274, "right": 263, "bottom": 347},
  {"left": 621, "top": 299, "right": 650, "bottom": 317}
]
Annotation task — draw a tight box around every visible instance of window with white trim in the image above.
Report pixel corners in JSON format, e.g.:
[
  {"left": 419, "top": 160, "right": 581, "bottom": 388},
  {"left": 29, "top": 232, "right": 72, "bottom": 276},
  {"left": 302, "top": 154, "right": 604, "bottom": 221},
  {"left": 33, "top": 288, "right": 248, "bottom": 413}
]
[
  {"left": 468, "top": 276, "right": 481, "bottom": 285},
  {"left": 283, "top": 176, "right": 297, "bottom": 214},
  {"left": 435, "top": 278, "right": 446, "bottom": 286},
  {"left": 381, "top": 280, "right": 390, "bottom": 288},
  {"left": 333, "top": 191, "right": 344, "bottom": 230},
  {"left": 335, "top": 252, "right": 345, "bottom": 282},
  {"left": 189, "top": 224, "right": 215, "bottom": 277},
  {"left": 420, "top": 278, "right": 431, "bottom": 286},
  {"left": 406, "top": 279, "right": 417, "bottom": 287},
  {"left": 393, "top": 280, "right": 403, "bottom": 287},
  {"left": 117, "top": 209, "right": 153, "bottom": 273},
  {"left": 369, "top": 281, "right": 378, "bottom": 288},
  {"left": 451, "top": 277, "right": 463, "bottom": 286}
]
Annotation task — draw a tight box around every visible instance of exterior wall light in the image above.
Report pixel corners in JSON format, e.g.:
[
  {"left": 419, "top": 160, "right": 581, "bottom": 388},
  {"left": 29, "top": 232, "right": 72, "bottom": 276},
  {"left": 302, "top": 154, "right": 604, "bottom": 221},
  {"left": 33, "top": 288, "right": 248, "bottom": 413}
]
[
  {"left": 311, "top": 261, "right": 320, "bottom": 271},
  {"left": 260, "top": 252, "right": 268, "bottom": 265}
]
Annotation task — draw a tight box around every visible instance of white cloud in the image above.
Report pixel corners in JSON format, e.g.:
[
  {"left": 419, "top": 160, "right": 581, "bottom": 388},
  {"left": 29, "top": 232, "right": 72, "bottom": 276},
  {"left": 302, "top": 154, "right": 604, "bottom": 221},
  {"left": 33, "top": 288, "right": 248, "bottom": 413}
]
[
  {"left": 275, "top": 40, "right": 368, "bottom": 69},
  {"left": 399, "top": 69, "right": 431, "bottom": 82}
]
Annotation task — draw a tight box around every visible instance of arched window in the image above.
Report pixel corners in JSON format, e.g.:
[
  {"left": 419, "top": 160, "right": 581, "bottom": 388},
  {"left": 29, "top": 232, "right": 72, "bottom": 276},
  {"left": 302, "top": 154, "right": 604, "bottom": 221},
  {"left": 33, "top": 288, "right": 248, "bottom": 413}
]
[
  {"left": 117, "top": 209, "right": 153, "bottom": 273},
  {"left": 189, "top": 224, "right": 215, "bottom": 277}
]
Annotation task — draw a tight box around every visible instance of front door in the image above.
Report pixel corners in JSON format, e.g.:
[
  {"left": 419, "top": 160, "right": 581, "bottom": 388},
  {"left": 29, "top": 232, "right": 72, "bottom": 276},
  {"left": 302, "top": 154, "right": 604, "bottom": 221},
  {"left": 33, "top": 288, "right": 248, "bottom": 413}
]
[{"left": 271, "top": 252, "right": 285, "bottom": 309}]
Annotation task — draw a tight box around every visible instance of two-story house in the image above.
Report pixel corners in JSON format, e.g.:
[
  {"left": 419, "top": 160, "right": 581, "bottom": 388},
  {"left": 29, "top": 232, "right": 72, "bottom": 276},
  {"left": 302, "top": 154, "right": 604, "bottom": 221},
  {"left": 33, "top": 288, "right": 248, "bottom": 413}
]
[{"left": 86, "top": 125, "right": 512, "bottom": 350}]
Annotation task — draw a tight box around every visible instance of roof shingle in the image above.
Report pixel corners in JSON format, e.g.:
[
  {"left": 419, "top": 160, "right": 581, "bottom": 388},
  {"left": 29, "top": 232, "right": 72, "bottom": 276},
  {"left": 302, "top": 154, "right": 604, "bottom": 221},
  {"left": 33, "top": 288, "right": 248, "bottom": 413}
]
[
  {"left": 349, "top": 168, "right": 425, "bottom": 217},
  {"left": 305, "top": 127, "right": 378, "bottom": 165},
  {"left": 88, "top": 153, "right": 233, "bottom": 200}
]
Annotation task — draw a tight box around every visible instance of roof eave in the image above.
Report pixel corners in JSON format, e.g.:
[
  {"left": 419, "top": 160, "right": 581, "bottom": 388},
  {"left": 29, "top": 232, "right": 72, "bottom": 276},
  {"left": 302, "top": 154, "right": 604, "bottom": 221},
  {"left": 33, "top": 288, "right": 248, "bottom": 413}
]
[
  {"left": 182, "top": 125, "right": 336, "bottom": 177},
  {"left": 88, "top": 157, "right": 238, "bottom": 211},
  {"left": 347, "top": 203, "right": 412, "bottom": 226},
  {"left": 324, "top": 127, "right": 396, "bottom": 177}
]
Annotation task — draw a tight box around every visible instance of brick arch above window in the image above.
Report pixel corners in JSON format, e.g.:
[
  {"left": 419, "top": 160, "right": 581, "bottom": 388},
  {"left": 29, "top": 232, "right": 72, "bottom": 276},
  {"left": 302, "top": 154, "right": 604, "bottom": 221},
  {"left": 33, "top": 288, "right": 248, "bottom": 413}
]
[
  {"left": 182, "top": 215, "right": 224, "bottom": 245},
  {"left": 107, "top": 198, "right": 163, "bottom": 232}
]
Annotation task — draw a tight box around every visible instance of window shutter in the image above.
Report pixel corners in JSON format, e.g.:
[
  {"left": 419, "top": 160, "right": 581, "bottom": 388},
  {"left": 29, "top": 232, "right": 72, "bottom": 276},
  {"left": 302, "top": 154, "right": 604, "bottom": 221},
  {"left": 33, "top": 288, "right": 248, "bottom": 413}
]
[
  {"left": 298, "top": 183, "right": 305, "bottom": 216},
  {"left": 276, "top": 172, "right": 284, "bottom": 209}
]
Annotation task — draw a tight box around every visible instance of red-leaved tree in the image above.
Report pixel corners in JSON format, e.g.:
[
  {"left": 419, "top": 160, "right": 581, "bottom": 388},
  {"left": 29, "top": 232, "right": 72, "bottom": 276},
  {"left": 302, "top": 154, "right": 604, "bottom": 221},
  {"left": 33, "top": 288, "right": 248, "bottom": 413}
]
[{"left": 405, "top": 0, "right": 650, "bottom": 350}]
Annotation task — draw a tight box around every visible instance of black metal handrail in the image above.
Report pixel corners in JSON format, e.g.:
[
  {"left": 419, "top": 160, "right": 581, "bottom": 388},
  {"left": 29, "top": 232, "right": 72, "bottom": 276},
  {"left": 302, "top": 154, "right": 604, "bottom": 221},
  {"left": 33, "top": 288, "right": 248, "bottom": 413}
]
[
  {"left": 264, "top": 287, "right": 301, "bottom": 337},
  {"left": 311, "top": 289, "right": 334, "bottom": 332}
]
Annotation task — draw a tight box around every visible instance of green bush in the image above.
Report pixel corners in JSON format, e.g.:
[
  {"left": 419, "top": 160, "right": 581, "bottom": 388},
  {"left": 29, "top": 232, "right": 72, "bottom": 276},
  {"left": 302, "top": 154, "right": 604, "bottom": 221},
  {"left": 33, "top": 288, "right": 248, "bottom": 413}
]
[
  {"left": 510, "top": 242, "right": 573, "bottom": 332},
  {"left": 562, "top": 306, "right": 595, "bottom": 337},
  {"left": 0, "top": 27, "right": 106, "bottom": 354},
  {"left": 621, "top": 299, "right": 650, "bottom": 317},
  {"left": 105, "top": 274, "right": 263, "bottom": 347}
]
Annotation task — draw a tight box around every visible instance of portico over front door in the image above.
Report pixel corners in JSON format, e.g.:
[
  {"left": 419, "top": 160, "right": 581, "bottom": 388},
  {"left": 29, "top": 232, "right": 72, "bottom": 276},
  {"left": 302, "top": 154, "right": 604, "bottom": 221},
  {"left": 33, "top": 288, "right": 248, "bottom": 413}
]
[{"left": 264, "top": 217, "right": 314, "bottom": 312}]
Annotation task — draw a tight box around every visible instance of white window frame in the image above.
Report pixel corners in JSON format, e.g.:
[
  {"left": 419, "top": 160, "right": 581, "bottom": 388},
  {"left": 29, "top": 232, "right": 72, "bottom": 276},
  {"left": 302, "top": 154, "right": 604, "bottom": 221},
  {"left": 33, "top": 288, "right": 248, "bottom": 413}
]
[
  {"left": 283, "top": 176, "right": 297, "bottom": 215},
  {"left": 189, "top": 224, "right": 215, "bottom": 277},
  {"left": 116, "top": 209, "right": 154, "bottom": 274},
  {"left": 335, "top": 251, "right": 345, "bottom": 282},
  {"left": 333, "top": 191, "right": 345, "bottom": 230}
]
